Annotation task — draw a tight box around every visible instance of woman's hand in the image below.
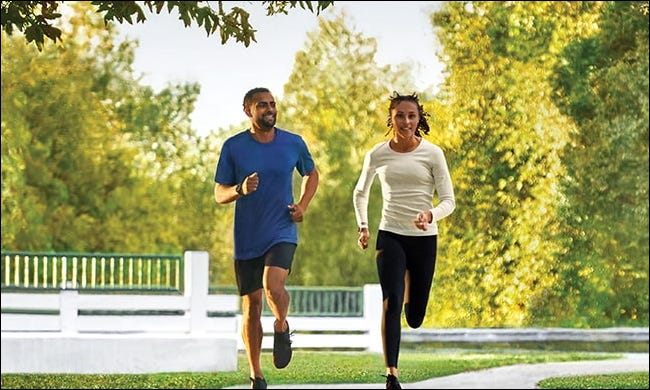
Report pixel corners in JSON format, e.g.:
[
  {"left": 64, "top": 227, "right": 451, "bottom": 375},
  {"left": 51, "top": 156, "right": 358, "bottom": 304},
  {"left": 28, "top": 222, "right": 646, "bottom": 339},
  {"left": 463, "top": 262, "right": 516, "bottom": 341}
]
[
  {"left": 414, "top": 210, "right": 432, "bottom": 231},
  {"left": 357, "top": 228, "right": 369, "bottom": 249}
]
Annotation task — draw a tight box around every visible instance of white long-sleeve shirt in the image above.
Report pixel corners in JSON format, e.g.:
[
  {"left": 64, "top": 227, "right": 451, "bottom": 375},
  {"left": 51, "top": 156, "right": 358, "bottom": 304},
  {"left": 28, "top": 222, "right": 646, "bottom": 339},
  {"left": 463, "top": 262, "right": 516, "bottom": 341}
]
[{"left": 353, "top": 139, "right": 455, "bottom": 236}]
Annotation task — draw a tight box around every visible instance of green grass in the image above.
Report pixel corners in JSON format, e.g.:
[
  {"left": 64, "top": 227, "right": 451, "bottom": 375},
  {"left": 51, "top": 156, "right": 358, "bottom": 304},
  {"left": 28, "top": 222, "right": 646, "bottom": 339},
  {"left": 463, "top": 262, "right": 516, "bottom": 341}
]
[
  {"left": 539, "top": 371, "right": 649, "bottom": 389},
  {"left": 1, "top": 350, "right": 635, "bottom": 389}
]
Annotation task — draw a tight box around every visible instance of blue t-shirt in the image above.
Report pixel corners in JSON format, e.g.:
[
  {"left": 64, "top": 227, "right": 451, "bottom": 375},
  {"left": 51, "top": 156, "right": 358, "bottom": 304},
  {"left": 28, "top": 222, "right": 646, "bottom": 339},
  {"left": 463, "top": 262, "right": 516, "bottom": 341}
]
[{"left": 214, "top": 128, "right": 315, "bottom": 260}]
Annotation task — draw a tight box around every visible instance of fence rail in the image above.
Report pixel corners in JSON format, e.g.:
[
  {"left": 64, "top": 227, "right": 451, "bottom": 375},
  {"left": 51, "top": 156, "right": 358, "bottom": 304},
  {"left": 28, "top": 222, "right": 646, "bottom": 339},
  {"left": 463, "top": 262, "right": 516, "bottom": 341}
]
[
  {"left": 1, "top": 251, "right": 182, "bottom": 292},
  {"left": 2, "top": 251, "right": 365, "bottom": 317},
  {"left": 1, "top": 251, "right": 383, "bottom": 374}
]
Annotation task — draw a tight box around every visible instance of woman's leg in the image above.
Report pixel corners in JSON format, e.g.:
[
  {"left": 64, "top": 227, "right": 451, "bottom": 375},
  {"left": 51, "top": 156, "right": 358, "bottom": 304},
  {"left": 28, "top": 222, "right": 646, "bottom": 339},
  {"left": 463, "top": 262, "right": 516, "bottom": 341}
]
[
  {"left": 376, "top": 231, "right": 407, "bottom": 370},
  {"left": 404, "top": 235, "right": 437, "bottom": 329}
]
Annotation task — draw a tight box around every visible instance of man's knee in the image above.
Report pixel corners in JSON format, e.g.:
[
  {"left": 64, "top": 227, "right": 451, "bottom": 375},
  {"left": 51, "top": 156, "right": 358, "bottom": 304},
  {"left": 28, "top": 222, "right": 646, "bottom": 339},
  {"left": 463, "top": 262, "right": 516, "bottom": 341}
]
[{"left": 265, "top": 285, "right": 288, "bottom": 304}]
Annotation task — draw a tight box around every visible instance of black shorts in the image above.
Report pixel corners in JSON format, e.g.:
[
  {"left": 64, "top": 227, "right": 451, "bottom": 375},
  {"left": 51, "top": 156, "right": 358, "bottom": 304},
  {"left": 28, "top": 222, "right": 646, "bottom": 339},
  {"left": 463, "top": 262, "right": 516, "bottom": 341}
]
[{"left": 234, "top": 242, "right": 296, "bottom": 296}]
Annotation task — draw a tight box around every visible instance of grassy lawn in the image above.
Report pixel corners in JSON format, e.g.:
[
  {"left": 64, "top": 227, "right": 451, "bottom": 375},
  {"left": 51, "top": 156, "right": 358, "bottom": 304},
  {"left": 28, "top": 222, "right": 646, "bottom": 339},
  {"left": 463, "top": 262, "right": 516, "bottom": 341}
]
[
  {"left": 539, "top": 371, "right": 649, "bottom": 389},
  {"left": 3, "top": 350, "right": 646, "bottom": 389}
]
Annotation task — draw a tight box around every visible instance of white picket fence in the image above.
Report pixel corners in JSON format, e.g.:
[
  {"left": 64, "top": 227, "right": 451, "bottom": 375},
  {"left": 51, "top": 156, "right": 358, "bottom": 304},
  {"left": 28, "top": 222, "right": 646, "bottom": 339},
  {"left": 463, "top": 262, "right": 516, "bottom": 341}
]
[
  {"left": 7, "top": 251, "right": 643, "bottom": 375},
  {"left": 0, "top": 251, "right": 383, "bottom": 374}
]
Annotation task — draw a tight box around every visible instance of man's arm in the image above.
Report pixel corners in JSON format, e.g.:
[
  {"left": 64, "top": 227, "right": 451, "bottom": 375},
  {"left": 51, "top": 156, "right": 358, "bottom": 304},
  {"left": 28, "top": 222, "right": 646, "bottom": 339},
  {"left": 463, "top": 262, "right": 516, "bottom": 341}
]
[
  {"left": 214, "top": 183, "right": 240, "bottom": 204},
  {"left": 214, "top": 172, "right": 258, "bottom": 204},
  {"left": 297, "top": 168, "right": 319, "bottom": 212}
]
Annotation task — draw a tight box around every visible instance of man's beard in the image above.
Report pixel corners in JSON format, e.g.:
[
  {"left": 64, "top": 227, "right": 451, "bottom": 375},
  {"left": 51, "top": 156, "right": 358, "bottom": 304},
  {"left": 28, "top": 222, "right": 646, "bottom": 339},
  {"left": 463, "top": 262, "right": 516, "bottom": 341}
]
[{"left": 260, "top": 116, "right": 276, "bottom": 128}]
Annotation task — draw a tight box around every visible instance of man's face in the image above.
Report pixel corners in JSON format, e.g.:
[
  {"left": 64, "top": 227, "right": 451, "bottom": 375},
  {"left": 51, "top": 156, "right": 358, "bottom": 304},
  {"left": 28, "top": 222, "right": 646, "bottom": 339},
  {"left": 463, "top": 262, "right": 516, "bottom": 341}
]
[{"left": 247, "top": 92, "right": 277, "bottom": 129}]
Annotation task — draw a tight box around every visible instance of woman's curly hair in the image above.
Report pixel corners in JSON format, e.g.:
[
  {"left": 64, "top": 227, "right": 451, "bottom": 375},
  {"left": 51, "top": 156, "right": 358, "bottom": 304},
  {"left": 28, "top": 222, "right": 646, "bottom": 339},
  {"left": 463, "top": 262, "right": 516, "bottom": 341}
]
[{"left": 385, "top": 91, "right": 430, "bottom": 137}]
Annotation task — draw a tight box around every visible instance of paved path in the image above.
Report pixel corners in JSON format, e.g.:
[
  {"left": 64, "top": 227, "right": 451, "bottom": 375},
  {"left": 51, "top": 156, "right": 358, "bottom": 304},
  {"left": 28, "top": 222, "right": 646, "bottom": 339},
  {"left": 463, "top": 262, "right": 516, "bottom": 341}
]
[{"left": 226, "top": 353, "right": 649, "bottom": 389}]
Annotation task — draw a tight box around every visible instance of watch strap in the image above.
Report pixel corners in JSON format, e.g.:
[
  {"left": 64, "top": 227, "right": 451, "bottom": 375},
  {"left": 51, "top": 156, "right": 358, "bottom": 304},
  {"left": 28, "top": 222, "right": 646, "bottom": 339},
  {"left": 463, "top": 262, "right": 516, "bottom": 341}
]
[{"left": 235, "top": 181, "right": 245, "bottom": 196}]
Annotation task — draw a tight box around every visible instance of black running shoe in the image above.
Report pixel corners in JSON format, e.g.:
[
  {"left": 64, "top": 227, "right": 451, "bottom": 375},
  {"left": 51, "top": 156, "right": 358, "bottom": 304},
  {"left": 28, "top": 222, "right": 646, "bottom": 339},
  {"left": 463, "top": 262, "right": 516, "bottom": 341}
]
[
  {"left": 272, "top": 321, "right": 293, "bottom": 369},
  {"left": 250, "top": 376, "right": 267, "bottom": 389},
  {"left": 384, "top": 374, "right": 402, "bottom": 389}
]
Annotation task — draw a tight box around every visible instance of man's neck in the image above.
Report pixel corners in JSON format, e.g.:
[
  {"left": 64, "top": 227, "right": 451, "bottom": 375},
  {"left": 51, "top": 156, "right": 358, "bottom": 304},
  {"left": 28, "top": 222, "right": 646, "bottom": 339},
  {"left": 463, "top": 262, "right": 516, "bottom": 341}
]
[{"left": 250, "top": 126, "right": 275, "bottom": 143}]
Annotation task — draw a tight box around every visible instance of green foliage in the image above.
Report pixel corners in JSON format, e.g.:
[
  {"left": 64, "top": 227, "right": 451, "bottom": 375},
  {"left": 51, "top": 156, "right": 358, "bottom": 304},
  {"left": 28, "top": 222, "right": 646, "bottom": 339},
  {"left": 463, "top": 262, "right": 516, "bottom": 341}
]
[
  {"left": 428, "top": 1, "right": 585, "bottom": 327},
  {"left": 0, "top": 1, "right": 333, "bottom": 50},
  {"left": 425, "top": 1, "right": 648, "bottom": 328},
  {"left": 545, "top": 1, "right": 649, "bottom": 327},
  {"left": 1, "top": 3, "right": 220, "bottom": 265},
  {"left": 0, "top": 1, "right": 63, "bottom": 49},
  {"left": 1, "top": 5, "right": 137, "bottom": 251}
]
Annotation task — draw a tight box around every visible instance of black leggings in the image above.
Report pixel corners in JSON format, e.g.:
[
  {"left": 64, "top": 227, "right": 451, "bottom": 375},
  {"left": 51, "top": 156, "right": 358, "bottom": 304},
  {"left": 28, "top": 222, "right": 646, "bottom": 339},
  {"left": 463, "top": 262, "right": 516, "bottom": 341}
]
[{"left": 376, "top": 230, "right": 437, "bottom": 368}]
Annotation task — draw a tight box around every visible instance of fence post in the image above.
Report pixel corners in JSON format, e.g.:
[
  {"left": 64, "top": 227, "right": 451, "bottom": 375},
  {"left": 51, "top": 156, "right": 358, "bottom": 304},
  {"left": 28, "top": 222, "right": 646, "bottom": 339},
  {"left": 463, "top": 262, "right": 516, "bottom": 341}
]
[
  {"left": 184, "top": 251, "right": 209, "bottom": 333},
  {"left": 59, "top": 290, "right": 79, "bottom": 334},
  {"left": 363, "top": 283, "right": 382, "bottom": 353}
]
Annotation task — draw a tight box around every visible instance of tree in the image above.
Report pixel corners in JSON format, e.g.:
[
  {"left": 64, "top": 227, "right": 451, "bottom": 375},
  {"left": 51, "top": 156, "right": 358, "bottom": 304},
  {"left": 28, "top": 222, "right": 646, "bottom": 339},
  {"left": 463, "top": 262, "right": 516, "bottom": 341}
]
[
  {"left": 1, "top": 3, "right": 142, "bottom": 251},
  {"left": 429, "top": 1, "right": 604, "bottom": 327},
  {"left": 0, "top": 0, "right": 333, "bottom": 50},
  {"left": 1, "top": 2, "right": 222, "bottom": 260},
  {"left": 548, "top": 1, "right": 649, "bottom": 326}
]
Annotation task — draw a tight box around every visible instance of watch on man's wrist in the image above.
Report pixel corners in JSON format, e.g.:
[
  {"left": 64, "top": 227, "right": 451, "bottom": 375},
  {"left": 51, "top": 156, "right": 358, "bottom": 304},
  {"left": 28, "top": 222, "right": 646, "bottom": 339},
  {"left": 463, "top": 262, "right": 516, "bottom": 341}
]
[{"left": 235, "top": 182, "right": 245, "bottom": 196}]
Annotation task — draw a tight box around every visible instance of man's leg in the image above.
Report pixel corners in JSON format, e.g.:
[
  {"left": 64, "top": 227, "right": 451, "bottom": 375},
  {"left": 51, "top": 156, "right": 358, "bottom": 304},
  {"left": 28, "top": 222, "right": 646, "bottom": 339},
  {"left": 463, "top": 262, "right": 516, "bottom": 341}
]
[
  {"left": 262, "top": 243, "right": 295, "bottom": 369},
  {"left": 241, "top": 289, "right": 265, "bottom": 380},
  {"left": 264, "top": 265, "right": 293, "bottom": 368},
  {"left": 264, "top": 265, "right": 290, "bottom": 331}
]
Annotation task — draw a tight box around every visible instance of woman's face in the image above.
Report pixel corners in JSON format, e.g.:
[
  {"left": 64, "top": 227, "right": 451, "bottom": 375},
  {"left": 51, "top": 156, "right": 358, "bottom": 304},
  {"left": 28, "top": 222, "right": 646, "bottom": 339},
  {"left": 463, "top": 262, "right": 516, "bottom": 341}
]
[{"left": 391, "top": 100, "right": 419, "bottom": 139}]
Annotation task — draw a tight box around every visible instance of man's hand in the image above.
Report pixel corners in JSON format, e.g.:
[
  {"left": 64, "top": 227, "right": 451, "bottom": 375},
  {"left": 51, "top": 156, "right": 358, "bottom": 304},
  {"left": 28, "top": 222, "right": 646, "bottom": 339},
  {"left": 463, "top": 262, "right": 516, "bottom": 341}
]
[
  {"left": 242, "top": 172, "right": 259, "bottom": 195},
  {"left": 288, "top": 203, "right": 304, "bottom": 222}
]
